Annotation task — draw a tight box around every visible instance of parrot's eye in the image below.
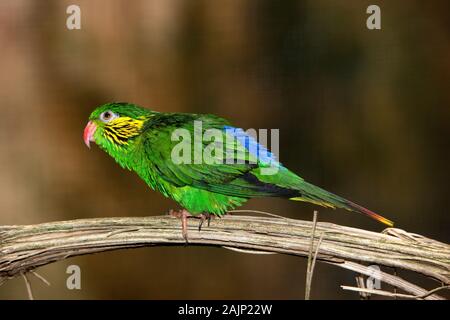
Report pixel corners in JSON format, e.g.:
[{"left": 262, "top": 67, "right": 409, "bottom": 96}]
[{"left": 100, "top": 111, "right": 118, "bottom": 122}]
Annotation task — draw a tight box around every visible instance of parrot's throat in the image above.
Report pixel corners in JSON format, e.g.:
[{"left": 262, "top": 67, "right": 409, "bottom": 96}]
[{"left": 98, "top": 135, "right": 136, "bottom": 171}]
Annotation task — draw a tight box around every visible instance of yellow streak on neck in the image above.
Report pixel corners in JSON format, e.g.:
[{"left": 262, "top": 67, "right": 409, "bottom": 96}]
[{"left": 104, "top": 117, "right": 144, "bottom": 146}]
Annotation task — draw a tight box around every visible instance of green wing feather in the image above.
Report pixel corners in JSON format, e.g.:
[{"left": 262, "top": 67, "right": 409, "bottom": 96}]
[{"left": 137, "top": 113, "right": 254, "bottom": 187}]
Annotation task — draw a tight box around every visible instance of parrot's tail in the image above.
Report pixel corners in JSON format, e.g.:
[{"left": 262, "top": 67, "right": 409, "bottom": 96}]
[{"left": 289, "top": 182, "right": 394, "bottom": 227}]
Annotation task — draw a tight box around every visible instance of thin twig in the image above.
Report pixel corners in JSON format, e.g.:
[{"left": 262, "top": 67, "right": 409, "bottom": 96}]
[
  {"left": 341, "top": 285, "right": 450, "bottom": 300},
  {"left": 332, "top": 261, "right": 445, "bottom": 300},
  {"left": 311, "top": 233, "right": 324, "bottom": 273},
  {"left": 221, "top": 246, "right": 276, "bottom": 255},
  {"left": 228, "top": 209, "right": 289, "bottom": 220},
  {"left": 355, "top": 275, "right": 370, "bottom": 300},
  {"left": 416, "top": 285, "right": 450, "bottom": 299},
  {"left": 305, "top": 211, "right": 319, "bottom": 300},
  {"left": 393, "top": 267, "right": 398, "bottom": 299},
  {"left": 30, "top": 270, "right": 51, "bottom": 286},
  {"left": 21, "top": 273, "right": 34, "bottom": 300},
  {"left": 306, "top": 232, "right": 324, "bottom": 299},
  {"left": 106, "top": 227, "right": 142, "bottom": 238}
]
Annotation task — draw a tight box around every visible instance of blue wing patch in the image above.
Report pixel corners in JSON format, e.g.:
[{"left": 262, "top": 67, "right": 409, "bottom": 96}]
[{"left": 223, "top": 126, "right": 279, "bottom": 166}]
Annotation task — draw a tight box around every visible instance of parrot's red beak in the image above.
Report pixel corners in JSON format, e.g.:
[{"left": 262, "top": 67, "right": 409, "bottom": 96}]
[{"left": 83, "top": 121, "right": 97, "bottom": 148}]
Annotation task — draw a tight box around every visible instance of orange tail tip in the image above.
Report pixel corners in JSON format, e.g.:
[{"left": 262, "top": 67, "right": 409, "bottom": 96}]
[
  {"left": 348, "top": 201, "right": 394, "bottom": 227},
  {"left": 366, "top": 211, "right": 394, "bottom": 227}
]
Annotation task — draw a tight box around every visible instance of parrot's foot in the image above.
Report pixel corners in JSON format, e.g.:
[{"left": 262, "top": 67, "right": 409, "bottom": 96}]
[
  {"left": 168, "top": 209, "right": 213, "bottom": 243},
  {"left": 169, "top": 209, "right": 191, "bottom": 243}
]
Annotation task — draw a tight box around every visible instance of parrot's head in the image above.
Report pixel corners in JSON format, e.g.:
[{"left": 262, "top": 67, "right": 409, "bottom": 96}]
[{"left": 84, "top": 102, "right": 152, "bottom": 152}]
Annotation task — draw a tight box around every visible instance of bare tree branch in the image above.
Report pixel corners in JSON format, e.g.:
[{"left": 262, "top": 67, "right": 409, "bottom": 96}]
[
  {"left": 341, "top": 285, "right": 450, "bottom": 299},
  {"left": 0, "top": 215, "right": 449, "bottom": 299}
]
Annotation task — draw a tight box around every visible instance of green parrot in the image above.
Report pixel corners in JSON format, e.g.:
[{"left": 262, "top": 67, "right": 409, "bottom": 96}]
[{"left": 84, "top": 102, "right": 393, "bottom": 241}]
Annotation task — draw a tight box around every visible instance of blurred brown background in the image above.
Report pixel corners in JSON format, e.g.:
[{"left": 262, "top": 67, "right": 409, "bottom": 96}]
[{"left": 0, "top": 0, "right": 449, "bottom": 299}]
